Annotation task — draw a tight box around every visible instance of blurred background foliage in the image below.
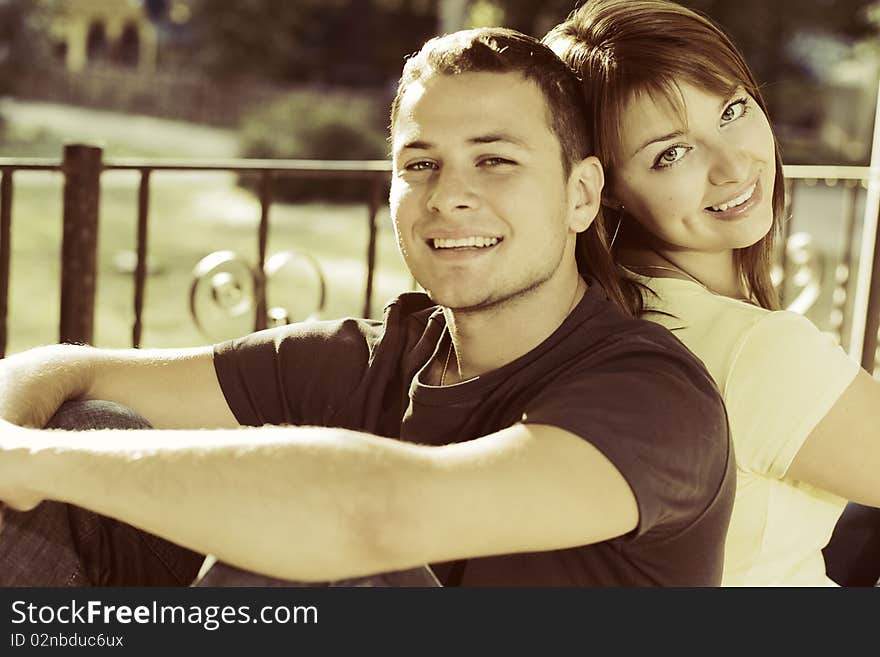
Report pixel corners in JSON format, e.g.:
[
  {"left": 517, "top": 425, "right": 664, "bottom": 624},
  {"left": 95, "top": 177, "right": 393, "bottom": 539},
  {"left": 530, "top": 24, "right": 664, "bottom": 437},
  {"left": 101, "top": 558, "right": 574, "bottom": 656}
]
[
  {"left": 0, "top": 0, "right": 52, "bottom": 96},
  {"left": 3, "top": 0, "right": 879, "bottom": 168},
  {"left": 238, "top": 89, "right": 389, "bottom": 202},
  {"left": 187, "top": 0, "right": 438, "bottom": 88}
]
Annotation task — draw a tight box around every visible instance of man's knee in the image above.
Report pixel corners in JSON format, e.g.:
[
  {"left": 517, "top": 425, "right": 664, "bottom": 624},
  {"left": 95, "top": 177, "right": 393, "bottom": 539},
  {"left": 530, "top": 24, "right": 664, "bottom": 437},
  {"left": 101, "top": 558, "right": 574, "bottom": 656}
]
[{"left": 46, "top": 400, "right": 152, "bottom": 431}]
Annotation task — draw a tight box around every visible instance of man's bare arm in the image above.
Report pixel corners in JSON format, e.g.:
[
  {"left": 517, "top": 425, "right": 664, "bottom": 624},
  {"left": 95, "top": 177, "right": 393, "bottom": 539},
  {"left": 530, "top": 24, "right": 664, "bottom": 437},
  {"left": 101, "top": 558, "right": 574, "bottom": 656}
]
[
  {"left": 0, "top": 344, "right": 237, "bottom": 430},
  {"left": 0, "top": 420, "right": 637, "bottom": 582}
]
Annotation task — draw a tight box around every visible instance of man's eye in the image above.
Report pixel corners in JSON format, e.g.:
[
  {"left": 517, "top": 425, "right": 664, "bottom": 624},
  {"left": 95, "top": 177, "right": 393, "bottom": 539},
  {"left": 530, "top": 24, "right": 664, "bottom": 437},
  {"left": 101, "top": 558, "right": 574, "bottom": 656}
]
[
  {"left": 405, "top": 161, "right": 437, "bottom": 172},
  {"left": 652, "top": 146, "right": 689, "bottom": 169},
  {"left": 479, "top": 157, "right": 515, "bottom": 167}
]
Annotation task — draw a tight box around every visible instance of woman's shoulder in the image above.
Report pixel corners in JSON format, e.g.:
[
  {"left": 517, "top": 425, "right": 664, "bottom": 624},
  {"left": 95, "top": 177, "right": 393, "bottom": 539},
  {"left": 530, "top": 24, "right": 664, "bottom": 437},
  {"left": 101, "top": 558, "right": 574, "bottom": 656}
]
[
  {"left": 636, "top": 278, "right": 851, "bottom": 383},
  {"left": 732, "top": 308, "right": 848, "bottom": 359},
  {"left": 638, "top": 277, "right": 767, "bottom": 335}
]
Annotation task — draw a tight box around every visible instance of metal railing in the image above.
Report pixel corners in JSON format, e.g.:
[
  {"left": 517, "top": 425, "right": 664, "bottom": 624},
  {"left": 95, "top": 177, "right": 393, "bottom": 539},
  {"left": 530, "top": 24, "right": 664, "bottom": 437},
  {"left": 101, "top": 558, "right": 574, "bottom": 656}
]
[
  {"left": 0, "top": 144, "right": 391, "bottom": 354},
  {"left": 0, "top": 145, "right": 878, "bottom": 375},
  {"left": 783, "top": 164, "right": 880, "bottom": 373}
]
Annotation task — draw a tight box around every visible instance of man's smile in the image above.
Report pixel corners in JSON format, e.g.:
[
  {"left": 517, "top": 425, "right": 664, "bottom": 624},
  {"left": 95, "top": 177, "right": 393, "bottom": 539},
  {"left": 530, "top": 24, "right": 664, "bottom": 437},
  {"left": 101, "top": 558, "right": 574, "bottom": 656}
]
[{"left": 430, "top": 236, "right": 503, "bottom": 249}]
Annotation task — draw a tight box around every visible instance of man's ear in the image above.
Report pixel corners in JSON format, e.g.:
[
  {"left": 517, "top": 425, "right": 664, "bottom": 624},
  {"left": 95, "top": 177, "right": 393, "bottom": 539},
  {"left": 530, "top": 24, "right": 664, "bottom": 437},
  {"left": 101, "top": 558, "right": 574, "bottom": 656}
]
[{"left": 569, "top": 155, "right": 604, "bottom": 233}]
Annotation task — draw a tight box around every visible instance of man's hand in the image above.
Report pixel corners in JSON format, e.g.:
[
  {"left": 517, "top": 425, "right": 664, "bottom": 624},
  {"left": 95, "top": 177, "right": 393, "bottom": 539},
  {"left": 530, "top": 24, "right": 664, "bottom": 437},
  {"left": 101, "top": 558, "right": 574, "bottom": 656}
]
[{"left": 0, "top": 419, "right": 44, "bottom": 514}]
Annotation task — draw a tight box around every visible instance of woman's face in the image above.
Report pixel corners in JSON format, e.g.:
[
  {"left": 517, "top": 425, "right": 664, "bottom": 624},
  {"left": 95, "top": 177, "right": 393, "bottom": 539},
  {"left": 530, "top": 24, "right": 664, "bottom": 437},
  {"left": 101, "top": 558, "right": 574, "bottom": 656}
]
[{"left": 609, "top": 80, "right": 776, "bottom": 256}]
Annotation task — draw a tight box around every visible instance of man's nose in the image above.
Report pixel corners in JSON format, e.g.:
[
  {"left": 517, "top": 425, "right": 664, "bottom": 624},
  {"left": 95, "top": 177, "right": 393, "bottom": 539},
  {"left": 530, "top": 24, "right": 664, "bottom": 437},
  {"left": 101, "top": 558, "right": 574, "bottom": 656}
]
[{"left": 426, "top": 167, "right": 478, "bottom": 214}]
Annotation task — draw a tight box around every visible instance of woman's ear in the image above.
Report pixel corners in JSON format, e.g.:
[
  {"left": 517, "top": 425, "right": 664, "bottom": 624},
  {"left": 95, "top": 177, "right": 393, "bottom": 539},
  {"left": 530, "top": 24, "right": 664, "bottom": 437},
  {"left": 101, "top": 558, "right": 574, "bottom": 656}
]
[{"left": 569, "top": 156, "right": 604, "bottom": 233}]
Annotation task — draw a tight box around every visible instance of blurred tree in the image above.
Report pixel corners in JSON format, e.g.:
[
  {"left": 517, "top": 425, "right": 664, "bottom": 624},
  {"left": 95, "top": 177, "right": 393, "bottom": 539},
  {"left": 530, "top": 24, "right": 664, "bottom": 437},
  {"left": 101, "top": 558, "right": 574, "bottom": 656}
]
[
  {"left": 478, "top": 0, "right": 574, "bottom": 35},
  {"left": 680, "top": 0, "right": 877, "bottom": 85},
  {"left": 189, "top": 0, "right": 437, "bottom": 87},
  {"left": 144, "top": 0, "right": 170, "bottom": 21},
  {"left": 485, "top": 0, "right": 877, "bottom": 85},
  {"left": 0, "top": 0, "right": 51, "bottom": 96},
  {"left": 679, "top": 0, "right": 878, "bottom": 164}
]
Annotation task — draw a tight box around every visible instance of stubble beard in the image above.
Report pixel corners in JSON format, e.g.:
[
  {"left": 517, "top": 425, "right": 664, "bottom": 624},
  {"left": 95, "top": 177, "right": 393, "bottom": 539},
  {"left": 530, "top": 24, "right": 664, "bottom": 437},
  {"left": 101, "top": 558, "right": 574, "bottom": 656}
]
[{"left": 433, "top": 250, "right": 566, "bottom": 316}]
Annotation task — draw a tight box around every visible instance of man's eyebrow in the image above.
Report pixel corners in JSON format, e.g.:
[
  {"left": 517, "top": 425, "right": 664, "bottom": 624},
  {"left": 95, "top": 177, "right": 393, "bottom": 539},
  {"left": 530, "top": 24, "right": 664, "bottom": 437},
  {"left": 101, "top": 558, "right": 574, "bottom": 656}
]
[
  {"left": 398, "top": 133, "right": 528, "bottom": 152},
  {"left": 469, "top": 133, "right": 528, "bottom": 147},
  {"left": 400, "top": 139, "right": 432, "bottom": 151}
]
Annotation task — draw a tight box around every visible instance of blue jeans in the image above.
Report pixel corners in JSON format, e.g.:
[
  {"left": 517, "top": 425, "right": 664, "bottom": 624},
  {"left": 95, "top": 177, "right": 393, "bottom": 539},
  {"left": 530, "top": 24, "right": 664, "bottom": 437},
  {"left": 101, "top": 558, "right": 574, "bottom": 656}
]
[{"left": 0, "top": 400, "right": 439, "bottom": 587}]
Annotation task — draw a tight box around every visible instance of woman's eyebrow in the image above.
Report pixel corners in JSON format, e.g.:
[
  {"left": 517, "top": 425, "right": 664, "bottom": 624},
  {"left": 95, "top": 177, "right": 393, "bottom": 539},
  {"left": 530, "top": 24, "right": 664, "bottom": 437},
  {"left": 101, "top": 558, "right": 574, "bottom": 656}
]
[{"left": 632, "top": 130, "right": 684, "bottom": 157}]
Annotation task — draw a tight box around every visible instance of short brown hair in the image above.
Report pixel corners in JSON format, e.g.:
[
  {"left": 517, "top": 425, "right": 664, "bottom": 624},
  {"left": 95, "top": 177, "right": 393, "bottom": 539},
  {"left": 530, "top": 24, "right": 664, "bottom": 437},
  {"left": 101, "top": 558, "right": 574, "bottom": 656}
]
[
  {"left": 544, "top": 0, "right": 784, "bottom": 310},
  {"left": 390, "top": 27, "right": 645, "bottom": 315},
  {"left": 391, "top": 28, "right": 590, "bottom": 175}
]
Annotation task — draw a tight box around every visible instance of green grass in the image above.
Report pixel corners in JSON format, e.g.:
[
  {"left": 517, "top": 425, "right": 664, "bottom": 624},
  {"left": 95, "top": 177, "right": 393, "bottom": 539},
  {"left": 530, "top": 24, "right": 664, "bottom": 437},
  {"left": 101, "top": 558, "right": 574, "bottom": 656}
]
[{"left": 5, "top": 170, "right": 412, "bottom": 355}]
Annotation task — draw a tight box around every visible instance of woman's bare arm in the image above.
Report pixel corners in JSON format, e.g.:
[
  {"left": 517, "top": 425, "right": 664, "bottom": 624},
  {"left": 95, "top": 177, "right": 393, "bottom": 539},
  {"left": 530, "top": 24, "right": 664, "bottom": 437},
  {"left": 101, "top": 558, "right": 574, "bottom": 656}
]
[{"left": 786, "top": 369, "right": 880, "bottom": 507}]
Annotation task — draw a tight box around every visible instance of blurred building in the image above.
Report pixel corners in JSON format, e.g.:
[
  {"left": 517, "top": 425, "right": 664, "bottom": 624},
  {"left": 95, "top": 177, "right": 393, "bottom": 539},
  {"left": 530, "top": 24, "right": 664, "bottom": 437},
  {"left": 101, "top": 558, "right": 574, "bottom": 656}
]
[{"left": 44, "top": 0, "right": 160, "bottom": 73}]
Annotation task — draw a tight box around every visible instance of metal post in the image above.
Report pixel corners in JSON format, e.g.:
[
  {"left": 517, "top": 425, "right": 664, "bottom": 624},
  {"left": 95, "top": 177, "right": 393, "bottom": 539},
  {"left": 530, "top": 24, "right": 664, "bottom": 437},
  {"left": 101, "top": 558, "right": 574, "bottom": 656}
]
[
  {"left": 254, "top": 171, "right": 273, "bottom": 332},
  {"left": 0, "top": 170, "right": 12, "bottom": 358},
  {"left": 861, "top": 219, "right": 880, "bottom": 375},
  {"left": 132, "top": 169, "right": 151, "bottom": 348},
  {"left": 363, "top": 174, "right": 383, "bottom": 318},
  {"left": 779, "top": 177, "right": 796, "bottom": 308},
  {"left": 848, "top": 76, "right": 880, "bottom": 372},
  {"left": 60, "top": 143, "right": 102, "bottom": 345}
]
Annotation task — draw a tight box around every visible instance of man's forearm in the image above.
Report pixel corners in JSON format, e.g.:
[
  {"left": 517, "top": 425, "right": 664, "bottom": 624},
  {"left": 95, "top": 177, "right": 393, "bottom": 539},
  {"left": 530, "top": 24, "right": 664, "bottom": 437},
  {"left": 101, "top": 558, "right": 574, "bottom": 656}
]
[
  {"left": 6, "top": 423, "right": 431, "bottom": 582},
  {"left": 0, "top": 344, "right": 95, "bottom": 428},
  {"left": 0, "top": 344, "right": 238, "bottom": 430}
]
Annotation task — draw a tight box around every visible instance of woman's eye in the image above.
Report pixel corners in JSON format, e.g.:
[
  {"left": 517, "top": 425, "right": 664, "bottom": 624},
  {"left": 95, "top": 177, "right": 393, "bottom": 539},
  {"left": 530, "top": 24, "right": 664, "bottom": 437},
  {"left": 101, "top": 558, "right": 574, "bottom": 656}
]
[
  {"left": 652, "top": 146, "right": 689, "bottom": 169},
  {"left": 721, "top": 98, "right": 749, "bottom": 124}
]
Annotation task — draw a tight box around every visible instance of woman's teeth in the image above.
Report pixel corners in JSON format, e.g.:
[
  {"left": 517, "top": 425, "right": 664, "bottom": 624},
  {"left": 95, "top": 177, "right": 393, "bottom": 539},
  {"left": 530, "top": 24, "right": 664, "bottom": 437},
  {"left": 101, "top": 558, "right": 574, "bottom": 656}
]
[
  {"left": 708, "top": 183, "right": 756, "bottom": 212},
  {"left": 433, "top": 237, "right": 500, "bottom": 249}
]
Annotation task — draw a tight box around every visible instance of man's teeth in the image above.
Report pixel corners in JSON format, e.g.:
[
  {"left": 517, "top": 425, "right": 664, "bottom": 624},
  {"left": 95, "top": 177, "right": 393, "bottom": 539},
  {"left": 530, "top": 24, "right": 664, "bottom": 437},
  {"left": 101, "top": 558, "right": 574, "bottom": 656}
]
[
  {"left": 709, "top": 184, "right": 756, "bottom": 212},
  {"left": 433, "top": 237, "right": 499, "bottom": 249}
]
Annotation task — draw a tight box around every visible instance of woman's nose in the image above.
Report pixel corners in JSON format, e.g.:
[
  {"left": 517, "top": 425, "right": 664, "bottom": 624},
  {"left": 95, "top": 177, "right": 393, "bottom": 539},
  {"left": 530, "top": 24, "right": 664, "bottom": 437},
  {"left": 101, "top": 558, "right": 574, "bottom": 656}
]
[{"left": 707, "top": 146, "right": 751, "bottom": 186}]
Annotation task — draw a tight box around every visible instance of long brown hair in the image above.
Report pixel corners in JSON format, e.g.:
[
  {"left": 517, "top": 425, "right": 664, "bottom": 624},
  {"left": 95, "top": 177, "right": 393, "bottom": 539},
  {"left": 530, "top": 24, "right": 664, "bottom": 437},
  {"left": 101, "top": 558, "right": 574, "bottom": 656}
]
[
  {"left": 390, "top": 27, "right": 645, "bottom": 316},
  {"left": 544, "top": 0, "right": 784, "bottom": 310}
]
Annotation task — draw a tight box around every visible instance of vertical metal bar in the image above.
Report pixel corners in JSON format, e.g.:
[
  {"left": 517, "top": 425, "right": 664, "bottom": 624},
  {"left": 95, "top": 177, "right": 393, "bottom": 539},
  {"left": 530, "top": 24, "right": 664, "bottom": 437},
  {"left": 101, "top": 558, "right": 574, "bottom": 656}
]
[
  {"left": 132, "top": 169, "right": 151, "bottom": 348},
  {"left": 779, "top": 177, "right": 796, "bottom": 307},
  {"left": 363, "top": 174, "right": 382, "bottom": 318},
  {"left": 849, "top": 76, "right": 880, "bottom": 364},
  {"left": 60, "top": 143, "right": 102, "bottom": 345},
  {"left": 860, "top": 199, "right": 880, "bottom": 375},
  {"left": 0, "top": 170, "right": 12, "bottom": 358},
  {"left": 254, "top": 171, "right": 272, "bottom": 332},
  {"left": 831, "top": 183, "right": 859, "bottom": 345}
]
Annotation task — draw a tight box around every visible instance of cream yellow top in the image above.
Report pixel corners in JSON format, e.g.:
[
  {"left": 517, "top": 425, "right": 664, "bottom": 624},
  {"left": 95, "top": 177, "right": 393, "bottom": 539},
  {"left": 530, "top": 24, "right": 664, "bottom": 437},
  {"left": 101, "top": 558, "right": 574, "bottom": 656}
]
[{"left": 635, "top": 275, "right": 860, "bottom": 586}]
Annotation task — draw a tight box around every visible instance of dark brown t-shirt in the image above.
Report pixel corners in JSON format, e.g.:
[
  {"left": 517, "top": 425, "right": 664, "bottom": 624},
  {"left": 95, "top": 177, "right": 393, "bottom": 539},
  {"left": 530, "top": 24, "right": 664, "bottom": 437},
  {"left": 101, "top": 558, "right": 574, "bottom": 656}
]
[{"left": 213, "top": 286, "right": 734, "bottom": 586}]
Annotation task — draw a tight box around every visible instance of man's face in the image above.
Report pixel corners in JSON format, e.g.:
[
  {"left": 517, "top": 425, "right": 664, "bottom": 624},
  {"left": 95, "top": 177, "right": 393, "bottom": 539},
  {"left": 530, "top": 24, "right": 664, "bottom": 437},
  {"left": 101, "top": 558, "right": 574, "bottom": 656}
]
[{"left": 390, "top": 71, "right": 588, "bottom": 312}]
